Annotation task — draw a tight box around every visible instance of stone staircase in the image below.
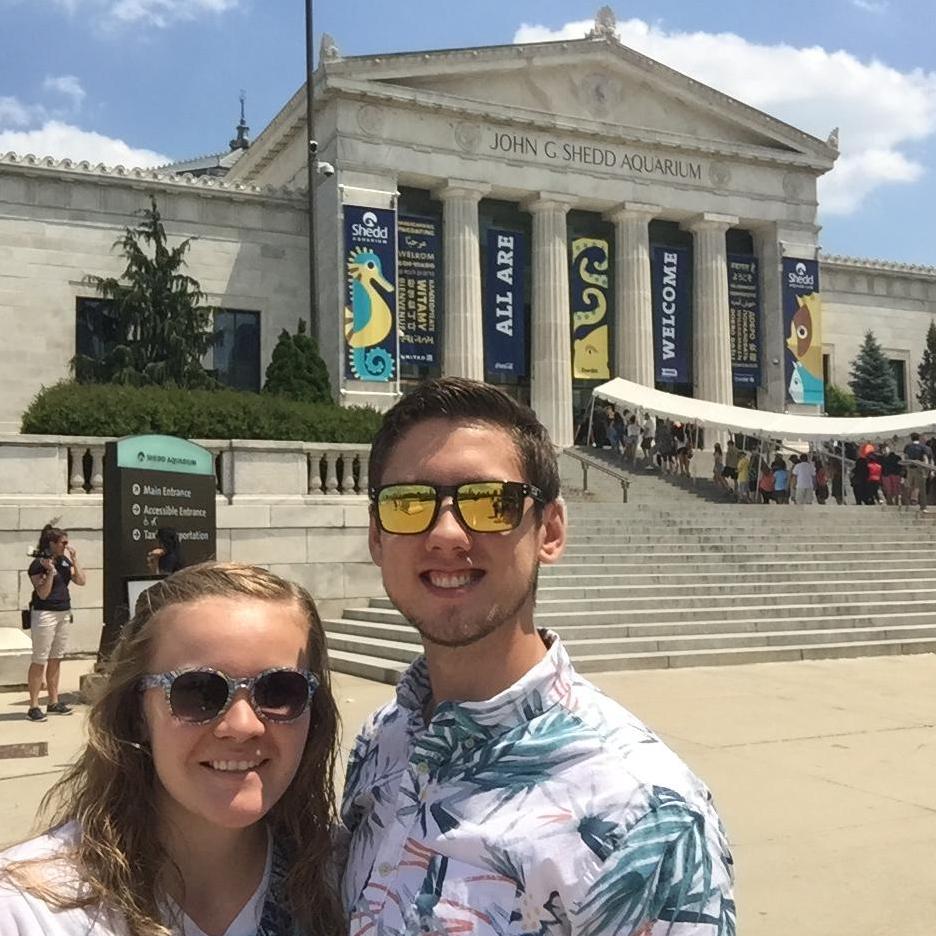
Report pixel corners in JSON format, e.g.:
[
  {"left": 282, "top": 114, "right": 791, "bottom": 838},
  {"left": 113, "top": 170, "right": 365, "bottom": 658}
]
[{"left": 323, "top": 450, "right": 936, "bottom": 683}]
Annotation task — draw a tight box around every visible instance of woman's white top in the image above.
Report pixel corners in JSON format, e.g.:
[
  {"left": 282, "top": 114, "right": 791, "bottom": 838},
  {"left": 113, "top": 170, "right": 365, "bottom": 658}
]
[{"left": 0, "top": 822, "right": 272, "bottom": 936}]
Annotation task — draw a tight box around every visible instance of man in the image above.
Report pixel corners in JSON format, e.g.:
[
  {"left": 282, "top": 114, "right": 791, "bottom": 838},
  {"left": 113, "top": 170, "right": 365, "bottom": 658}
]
[
  {"left": 790, "top": 454, "right": 816, "bottom": 505},
  {"left": 342, "top": 377, "right": 735, "bottom": 936},
  {"left": 722, "top": 438, "right": 740, "bottom": 495},
  {"left": 903, "top": 432, "right": 931, "bottom": 512}
]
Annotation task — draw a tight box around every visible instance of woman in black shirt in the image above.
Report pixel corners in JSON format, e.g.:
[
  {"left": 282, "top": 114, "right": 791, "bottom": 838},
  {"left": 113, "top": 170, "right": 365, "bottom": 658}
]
[{"left": 26, "top": 523, "right": 86, "bottom": 722}]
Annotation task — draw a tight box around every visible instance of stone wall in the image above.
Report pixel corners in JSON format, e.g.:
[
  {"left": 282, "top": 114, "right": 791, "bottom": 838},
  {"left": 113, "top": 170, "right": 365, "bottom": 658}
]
[
  {"left": 0, "top": 435, "right": 383, "bottom": 686},
  {"left": 0, "top": 156, "right": 310, "bottom": 434}
]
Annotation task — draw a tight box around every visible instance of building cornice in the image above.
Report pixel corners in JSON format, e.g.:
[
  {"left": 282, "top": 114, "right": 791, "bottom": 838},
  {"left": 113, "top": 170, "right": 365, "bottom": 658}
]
[
  {"left": 322, "top": 76, "right": 834, "bottom": 174},
  {"left": 820, "top": 252, "right": 936, "bottom": 278},
  {"left": 323, "top": 36, "right": 837, "bottom": 164},
  {"left": 0, "top": 152, "right": 306, "bottom": 204}
]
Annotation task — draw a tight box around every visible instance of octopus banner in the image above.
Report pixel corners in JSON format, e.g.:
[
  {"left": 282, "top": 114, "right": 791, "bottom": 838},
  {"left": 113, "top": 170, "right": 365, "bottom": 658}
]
[
  {"left": 397, "top": 216, "right": 441, "bottom": 366},
  {"left": 728, "top": 254, "right": 760, "bottom": 387},
  {"left": 343, "top": 205, "right": 397, "bottom": 382},
  {"left": 570, "top": 237, "right": 610, "bottom": 380},
  {"left": 484, "top": 228, "right": 527, "bottom": 377},
  {"left": 782, "top": 258, "right": 823, "bottom": 406},
  {"left": 651, "top": 245, "right": 691, "bottom": 384}
]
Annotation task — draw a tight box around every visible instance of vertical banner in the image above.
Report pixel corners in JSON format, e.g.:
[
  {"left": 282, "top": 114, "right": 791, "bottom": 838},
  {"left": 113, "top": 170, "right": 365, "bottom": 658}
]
[
  {"left": 397, "top": 216, "right": 441, "bottom": 366},
  {"left": 343, "top": 205, "right": 397, "bottom": 382},
  {"left": 651, "top": 245, "right": 691, "bottom": 383},
  {"left": 782, "top": 258, "right": 823, "bottom": 406},
  {"left": 570, "top": 237, "right": 611, "bottom": 379},
  {"left": 728, "top": 254, "right": 760, "bottom": 386},
  {"left": 484, "top": 229, "right": 527, "bottom": 377}
]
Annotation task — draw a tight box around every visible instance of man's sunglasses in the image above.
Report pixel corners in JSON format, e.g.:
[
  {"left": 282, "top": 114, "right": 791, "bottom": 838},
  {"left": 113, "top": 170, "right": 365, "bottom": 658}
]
[
  {"left": 139, "top": 667, "right": 318, "bottom": 724},
  {"left": 370, "top": 480, "right": 544, "bottom": 536}
]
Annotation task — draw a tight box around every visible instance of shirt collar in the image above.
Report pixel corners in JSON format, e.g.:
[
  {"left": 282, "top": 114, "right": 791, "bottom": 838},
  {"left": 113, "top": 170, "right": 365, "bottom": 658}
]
[{"left": 394, "top": 629, "right": 574, "bottom": 736}]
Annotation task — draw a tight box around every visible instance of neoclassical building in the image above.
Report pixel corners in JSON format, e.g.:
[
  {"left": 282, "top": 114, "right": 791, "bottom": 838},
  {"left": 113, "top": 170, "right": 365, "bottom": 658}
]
[{"left": 1, "top": 11, "right": 935, "bottom": 442}]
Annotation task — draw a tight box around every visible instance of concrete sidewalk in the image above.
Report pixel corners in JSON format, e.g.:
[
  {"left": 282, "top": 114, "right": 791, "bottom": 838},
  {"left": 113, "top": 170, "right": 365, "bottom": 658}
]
[{"left": 2, "top": 654, "right": 935, "bottom": 936}]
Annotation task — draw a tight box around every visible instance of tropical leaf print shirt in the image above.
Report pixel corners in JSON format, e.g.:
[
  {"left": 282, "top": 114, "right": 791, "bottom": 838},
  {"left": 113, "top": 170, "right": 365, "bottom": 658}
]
[{"left": 341, "top": 630, "right": 735, "bottom": 936}]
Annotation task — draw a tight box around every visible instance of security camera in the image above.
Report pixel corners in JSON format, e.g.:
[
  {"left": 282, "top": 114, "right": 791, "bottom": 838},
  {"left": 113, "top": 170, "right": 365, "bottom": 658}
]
[
  {"left": 309, "top": 139, "right": 318, "bottom": 155},
  {"left": 316, "top": 161, "right": 335, "bottom": 177}
]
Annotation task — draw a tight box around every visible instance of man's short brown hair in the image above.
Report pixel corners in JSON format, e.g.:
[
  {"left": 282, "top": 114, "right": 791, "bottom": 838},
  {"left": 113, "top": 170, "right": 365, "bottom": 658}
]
[{"left": 367, "top": 377, "right": 561, "bottom": 507}]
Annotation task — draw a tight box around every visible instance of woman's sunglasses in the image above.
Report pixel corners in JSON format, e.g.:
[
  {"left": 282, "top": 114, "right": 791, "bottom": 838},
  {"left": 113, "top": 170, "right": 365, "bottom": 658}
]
[
  {"left": 370, "top": 480, "right": 544, "bottom": 536},
  {"left": 139, "top": 667, "right": 318, "bottom": 725}
]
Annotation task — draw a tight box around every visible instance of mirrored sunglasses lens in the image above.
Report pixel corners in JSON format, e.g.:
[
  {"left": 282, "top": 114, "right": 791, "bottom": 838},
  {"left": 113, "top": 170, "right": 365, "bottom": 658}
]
[
  {"left": 457, "top": 482, "right": 522, "bottom": 532},
  {"left": 169, "top": 671, "right": 229, "bottom": 722},
  {"left": 377, "top": 485, "right": 437, "bottom": 534},
  {"left": 254, "top": 670, "right": 310, "bottom": 721}
]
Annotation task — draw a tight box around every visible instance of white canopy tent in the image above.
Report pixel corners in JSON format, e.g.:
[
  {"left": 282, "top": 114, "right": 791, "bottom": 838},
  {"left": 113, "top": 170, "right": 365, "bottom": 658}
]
[{"left": 592, "top": 378, "right": 936, "bottom": 443}]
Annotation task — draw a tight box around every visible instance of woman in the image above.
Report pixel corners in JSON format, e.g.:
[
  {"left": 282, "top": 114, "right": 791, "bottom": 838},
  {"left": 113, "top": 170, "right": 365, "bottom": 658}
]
[
  {"left": 146, "top": 527, "right": 183, "bottom": 575},
  {"left": 0, "top": 562, "right": 344, "bottom": 936},
  {"left": 25, "top": 523, "right": 86, "bottom": 723}
]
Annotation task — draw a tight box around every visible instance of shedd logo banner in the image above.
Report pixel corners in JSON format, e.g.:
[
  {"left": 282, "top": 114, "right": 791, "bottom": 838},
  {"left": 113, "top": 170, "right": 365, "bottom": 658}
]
[
  {"left": 782, "top": 257, "right": 823, "bottom": 407},
  {"left": 344, "top": 204, "right": 397, "bottom": 382}
]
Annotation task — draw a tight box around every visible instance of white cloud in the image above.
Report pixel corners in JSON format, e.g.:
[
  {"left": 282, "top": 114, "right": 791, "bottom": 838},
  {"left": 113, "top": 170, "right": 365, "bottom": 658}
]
[
  {"left": 851, "top": 0, "right": 888, "bottom": 12},
  {"left": 0, "top": 96, "right": 38, "bottom": 127},
  {"left": 514, "top": 17, "right": 936, "bottom": 216},
  {"left": 42, "top": 75, "right": 86, "bottom": 109},
  {"left": 24, "top": 0, "right": 238, "bottom": 28},
  {"left": 0, "top": 120, "right": 170, "bottom": 168}
]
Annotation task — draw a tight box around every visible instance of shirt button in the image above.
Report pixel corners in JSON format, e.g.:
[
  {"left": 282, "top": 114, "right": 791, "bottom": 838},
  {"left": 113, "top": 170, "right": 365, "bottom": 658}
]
[
  {"left": 416, "top": 761, "right": 429, "bottom": 774},
  {"left": 378, "top": 862, "right": 394, "bottom": 876},
  {"left": 464, "top": 738, "right": 475, "bottom": 749}
]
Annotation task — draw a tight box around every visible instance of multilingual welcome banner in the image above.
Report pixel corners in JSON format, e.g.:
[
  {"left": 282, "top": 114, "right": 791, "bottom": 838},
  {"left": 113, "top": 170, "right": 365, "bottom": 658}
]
[
  {"left": 728, "top": 254, "right": 760, "bottom": 387},
  {"left": 397, "top": 216, "right": 441, "bottom": 367}
]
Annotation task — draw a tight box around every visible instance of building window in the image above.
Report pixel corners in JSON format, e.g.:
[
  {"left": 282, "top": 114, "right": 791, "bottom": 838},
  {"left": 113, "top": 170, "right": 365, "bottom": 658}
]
[
  {"left": 214, "top": 309, "right": 260, "bottom": 392},
  {"left": 75, "top": 297, "right": 119, "bottom": 364},
  {"left": 889, "top": 358, "right": 907, "bottom": 411}
]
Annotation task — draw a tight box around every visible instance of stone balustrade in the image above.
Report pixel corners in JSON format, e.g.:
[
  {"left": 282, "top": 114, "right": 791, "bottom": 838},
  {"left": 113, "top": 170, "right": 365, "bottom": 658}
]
[{"left": 0, "top": 435, "right": 372, "bottom": 499}]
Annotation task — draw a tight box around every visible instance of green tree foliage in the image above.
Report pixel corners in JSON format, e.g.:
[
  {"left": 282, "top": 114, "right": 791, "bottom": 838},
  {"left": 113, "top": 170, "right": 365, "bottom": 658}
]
[
  {"left": 263, "top": 319, "right": 332, "bottom": 404},
  {"left": 22, "top": 382, "right": 380, "bottom": 441},
  {"left": 824, "top": 384, "right": 857, "bottom": 417},
  {"left": 848, "top": 330, "right": 902, "bottom": 416},
  {"left": 73, "top": 197, "right": 217, "bottom": 388},
  {"left": 917, "top": 321, "right": 936, "bottom": 410}
]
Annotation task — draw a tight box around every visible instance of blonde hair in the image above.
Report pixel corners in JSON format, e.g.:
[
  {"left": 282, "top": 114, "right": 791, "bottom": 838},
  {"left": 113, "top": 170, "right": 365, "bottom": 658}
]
[{"left": 3, "top": 562, "right": 344, "bottom": 935}]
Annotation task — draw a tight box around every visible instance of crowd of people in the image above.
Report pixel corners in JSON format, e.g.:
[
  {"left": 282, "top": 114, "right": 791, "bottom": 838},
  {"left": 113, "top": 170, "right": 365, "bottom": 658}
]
[{"left": 579, "top": 402, "right": 936, "bottom": 510}]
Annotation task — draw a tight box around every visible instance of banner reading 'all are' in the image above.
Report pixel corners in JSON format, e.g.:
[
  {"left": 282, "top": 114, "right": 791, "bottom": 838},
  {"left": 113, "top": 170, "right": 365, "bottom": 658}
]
[{"left": 484, "top": 228, "right": 527, "bottom": 377}]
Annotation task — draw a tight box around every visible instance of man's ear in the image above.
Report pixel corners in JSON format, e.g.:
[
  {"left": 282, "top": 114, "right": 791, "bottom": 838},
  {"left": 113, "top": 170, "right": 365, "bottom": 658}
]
[
  {"left": 537, "top": 498, "right": 566, "bottom": 566},
  {"left": 368, "top": 513, "right": 384, "bottom": 567}
]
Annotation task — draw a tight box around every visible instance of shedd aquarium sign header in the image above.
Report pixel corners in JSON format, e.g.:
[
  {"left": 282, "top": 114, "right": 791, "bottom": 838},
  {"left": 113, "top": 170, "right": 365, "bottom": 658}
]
[{"left": 487, "top": 129, "right": 704, "bottom": 181}]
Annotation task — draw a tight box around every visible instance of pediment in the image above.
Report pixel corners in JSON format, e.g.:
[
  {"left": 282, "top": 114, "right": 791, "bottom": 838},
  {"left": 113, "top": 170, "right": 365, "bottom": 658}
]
[{"left": 327, "top": 39, "right": 835, "bottom": 164}]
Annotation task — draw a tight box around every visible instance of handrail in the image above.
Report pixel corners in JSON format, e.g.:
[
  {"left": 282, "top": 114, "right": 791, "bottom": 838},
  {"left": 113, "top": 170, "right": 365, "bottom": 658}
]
[{"left": 563, "top": 447, "right": 630, "bottom": 503}]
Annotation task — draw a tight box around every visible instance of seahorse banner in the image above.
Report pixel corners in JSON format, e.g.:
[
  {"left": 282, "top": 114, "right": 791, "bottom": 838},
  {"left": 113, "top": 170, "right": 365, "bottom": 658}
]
[
  {"left": 728, "top": 254, "right": 760, "bottom": 387},
  {"left": 570, "top": 237, "right": 610, "bottom": 380},
  {"left": 651, "top": 245, "right": 691, "bottom": 384},
  {"left": 397, "top": 216, "right": 441, "bottom": 366},
  {"left": 484, "top": 228, "right": 527, "bottom": 377},
  {"left": 782, "top": 258, "right": 823, "bottom": 407},
  {"left": 343, "top": 205, "right": 397, "bottom": 382}
]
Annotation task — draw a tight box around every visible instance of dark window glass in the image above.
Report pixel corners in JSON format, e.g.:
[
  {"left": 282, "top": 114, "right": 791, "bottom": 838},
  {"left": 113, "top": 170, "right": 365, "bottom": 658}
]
[
  {"left": 823, "top": 353, "right": 831, "bottom": 387},
  {"left": 214, "top": 309, "right": 260, "bottom": 392},
  {"left": 889, "top": 359, "right": 907, "bottom": 409},
  {"left": 76, "top": 297, "right": 119, "bottom": 361}
]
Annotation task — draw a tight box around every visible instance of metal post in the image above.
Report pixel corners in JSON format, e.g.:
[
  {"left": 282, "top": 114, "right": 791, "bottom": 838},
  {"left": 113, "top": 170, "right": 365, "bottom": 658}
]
[
  {"left": 587, "top": 393, "right": 596, "bottom": 447},
  {"left": 304, "top": 0, "right": 318, "bottom": 339}
]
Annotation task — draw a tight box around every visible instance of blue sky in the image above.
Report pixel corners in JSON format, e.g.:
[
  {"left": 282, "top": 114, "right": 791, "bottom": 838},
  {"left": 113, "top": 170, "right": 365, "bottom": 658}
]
[{"left": 1, "top": 0, "right": 934, "bottom": 265}]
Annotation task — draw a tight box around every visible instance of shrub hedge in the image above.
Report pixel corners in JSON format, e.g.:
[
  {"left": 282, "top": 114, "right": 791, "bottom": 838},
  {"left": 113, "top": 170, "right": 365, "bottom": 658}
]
[{"left": 21, "top": 381, "right": 382, "bottom": 442}]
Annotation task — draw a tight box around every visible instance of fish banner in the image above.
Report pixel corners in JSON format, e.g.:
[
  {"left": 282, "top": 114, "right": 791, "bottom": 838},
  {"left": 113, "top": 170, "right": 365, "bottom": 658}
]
[
  {"left": 484, "top": 228, "right": 527, "bottom": 377},
  {"left": 343, "top": 205, "right": 397, "bottom": 382},
  {"left": 570, "top": 237, "right": 610, "bottom": 380},
  {"left": 782, "top": 258, "right": 823, "bottom": 406},
  {"left": 397, "top": 216, "right": 441, "bottom": 366},
  {"left": 728, "top": 254, "right": 760, "bottom": 387},
  {"left": 651, "top": 245, "right": 691, "bottom": 384}
]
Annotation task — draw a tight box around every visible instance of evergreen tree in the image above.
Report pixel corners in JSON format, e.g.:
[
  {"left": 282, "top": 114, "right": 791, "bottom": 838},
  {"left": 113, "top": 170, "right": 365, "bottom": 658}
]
[
  {"left": 73, "top": 197, "right": 217, "bottom": 388},
  {"left": 824, "top": 384, "right": 857, "bottom": 417},
  {"left": 917, "top": 321, "right": 936, "bottom": 410},
  {"left": 263, "top": 319, "right": 332, "bottom": 404},
  {"left": 848, "top": 330, "right": 902, "bottom": 416}
]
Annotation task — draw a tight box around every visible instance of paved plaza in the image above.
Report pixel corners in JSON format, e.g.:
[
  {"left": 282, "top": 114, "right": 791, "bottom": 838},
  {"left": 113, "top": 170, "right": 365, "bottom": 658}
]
[{"left": 1, "top": 655, "right": 934, "bottom": 935}]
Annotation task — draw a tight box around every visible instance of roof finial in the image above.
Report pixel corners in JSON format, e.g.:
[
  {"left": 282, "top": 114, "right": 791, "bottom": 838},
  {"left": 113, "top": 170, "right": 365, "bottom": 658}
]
[
  {"left": 587, "top": 6, "right": 618, "bottom": 39},
  {"left": 320, "top": 32, "right": 340, "bottom": 61},
  {"left": 230, "top": 90, "right": 250, "bottom": 152},
  {"left": 826, "top": 127, "right": 840, "bottom": 151}
]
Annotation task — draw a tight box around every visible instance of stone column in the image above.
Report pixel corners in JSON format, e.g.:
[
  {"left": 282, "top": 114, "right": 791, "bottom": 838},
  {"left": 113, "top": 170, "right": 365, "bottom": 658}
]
[
  {"left": 525, "top": 194, "right": 575, "bottom": 448},
  {"left": 606, "top": 202, "right": 659, "bottom": 385},
  {"left": 434, "top": 180, "right": 491, "bottom": 380},
  {"left": 688, "top": 213, "right": 737, "bottom": 407}
]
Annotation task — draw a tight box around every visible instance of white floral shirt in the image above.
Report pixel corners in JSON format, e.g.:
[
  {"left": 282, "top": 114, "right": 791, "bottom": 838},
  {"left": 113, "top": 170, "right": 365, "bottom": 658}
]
[{"left": 341, "top": 631, "right": 735, "bottom": 935}]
